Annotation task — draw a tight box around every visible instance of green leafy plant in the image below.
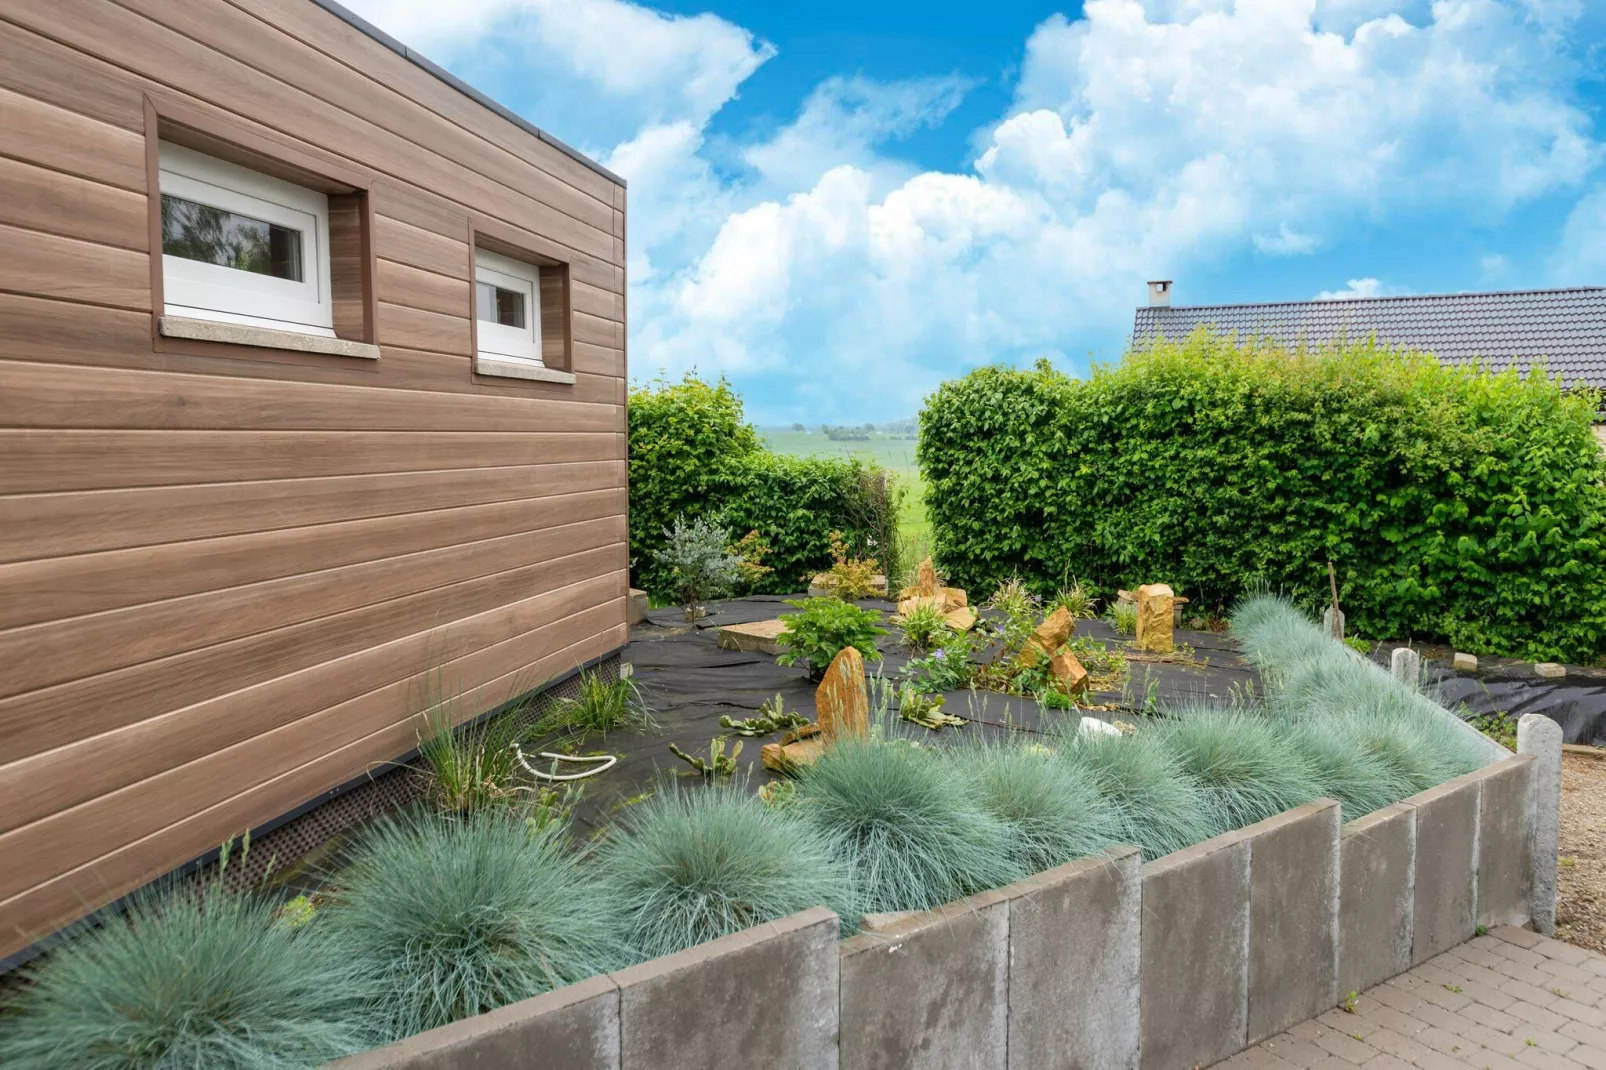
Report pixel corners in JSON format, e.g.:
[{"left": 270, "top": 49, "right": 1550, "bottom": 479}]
[
  {"left": 896, "top": 688, "right": 966, "bottom": 730},
  {"left": 721, "top": 695, "right": 812, "bottom": 737},
  {"left": 984, "top": 576, "right": 1043, "bottom": 653},
  {"left": 324, "top": 808, "right": 627, "bottom": 1041},
  {"left": 899, "top": 601, "right": 952, "bottom": 653},
  {"left": 1107, "top": 601, "right": 1138, "bottom": 637},
  {"left": 540, "top": 669, "right": 655, "bottom": 739},
  {"left": 653, "top": 513, "right": 746, "bottom": 619},
  {"left": 1051, "top": 579, "right": 1099, "bottom": 620},
  {"left": 595, "top": 784, "right": 858, "bottom": 959},
  {"left": 819, "top": 530, "right": 881, "bottom": 600},
  {"left": 1344, "top": 636, "right": 1373, "bottom": 656},
  {"left": 668, "top": 736, "right": 743, "bottom": 777},
  {"left": 902, "top": 629, "right": 979, "bottom": 693},
  {"left": 0, "top": 885, "right": 371, "bottom": 1069},
  {"left": 919, "top": 339, "right": 1606, "bottom": 662},
  {"left": 776, "top": 597, "right": 888, "bottom": 679},
  {"left": 796, "top": 736, "right": 1024, "bottom": 913}
]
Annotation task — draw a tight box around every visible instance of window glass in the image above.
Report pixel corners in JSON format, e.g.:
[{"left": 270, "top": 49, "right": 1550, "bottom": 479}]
[
  {"left": 476, "top": 281, "right": 526, "bottom": 328},
  {"left": 161, "top": 194, "right": 303, "bottom": 281}
]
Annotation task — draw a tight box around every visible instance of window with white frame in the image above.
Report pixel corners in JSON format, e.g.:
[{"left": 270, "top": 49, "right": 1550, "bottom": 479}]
[
  {"left": 159, "top": 142, "right": 334, "bottom": 336},
  {"left": 474, "top": 248, "right": 543, "bottom": 366}
]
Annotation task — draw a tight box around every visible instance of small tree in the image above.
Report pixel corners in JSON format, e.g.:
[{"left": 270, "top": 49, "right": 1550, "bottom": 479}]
[
  {"left": 791, "top": 422, "right": 806, "bottom": 432},
  {"left": 653, "top": 515, "right": 745, "bottom": 619}
]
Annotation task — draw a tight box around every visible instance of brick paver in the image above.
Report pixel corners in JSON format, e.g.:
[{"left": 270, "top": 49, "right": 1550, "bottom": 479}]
[{"left": 1219, "top": 929, "right": 1606, "bottom": 1070}]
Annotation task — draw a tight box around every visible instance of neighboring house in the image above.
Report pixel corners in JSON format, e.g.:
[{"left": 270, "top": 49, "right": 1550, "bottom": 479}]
[
  {"left": 1132, "top": 283, "right": 1606, "bottom": 392},
  {"left": 0, "top": 0, "right": 627, "bottom": 965}
]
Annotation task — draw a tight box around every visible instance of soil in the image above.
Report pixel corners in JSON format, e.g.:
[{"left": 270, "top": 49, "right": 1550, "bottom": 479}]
[{"left": 1557, "top": 749, "right": 1606, "bottom": 952}]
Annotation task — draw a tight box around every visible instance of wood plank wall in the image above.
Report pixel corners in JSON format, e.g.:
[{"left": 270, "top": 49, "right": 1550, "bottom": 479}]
[{"left": 0, "top": 0, "right": 628, "bottom": 961}]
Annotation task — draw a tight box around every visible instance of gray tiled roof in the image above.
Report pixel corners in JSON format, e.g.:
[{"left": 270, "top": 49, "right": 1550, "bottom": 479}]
[{"left": 1131, "top": 287, "right": 1606, "bottom": 389}]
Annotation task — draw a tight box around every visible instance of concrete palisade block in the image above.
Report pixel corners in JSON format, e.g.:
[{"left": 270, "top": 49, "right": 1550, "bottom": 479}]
[
  {"left": 1337, "top": 803, "right": 1416, "bottom": 998},
  {"left": 1006, "top": 848, "right": 1142, "bottom": 1070},
  {"left": 1140, "top": 832, "right": 1251, "bottom": 1070},
  {"left": 323, "top": 974, "right": 621, "bottom": 1070},
  {"left": 1518, "top": 714, "right": 1563, "bottom": 935},
  {"left": 839, "top": 890, "right": 1010, "bottom": 1070},
  {"left": 1245, "top": 800, "right": 1341, "bottom": 1045},
  {"left": 1407, "top": 771, "right": 1481, "bottom": 965},
  {"left": 614, "top": 907, "right": 840, "bottom": 1070},
  {"left": 1476, "top": 755, "right": 1535, "bottom": 929}
]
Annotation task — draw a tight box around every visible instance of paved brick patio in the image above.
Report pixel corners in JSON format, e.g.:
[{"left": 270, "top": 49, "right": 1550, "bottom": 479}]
[{"left": 1220, "top": 928, "right": 1606, "bottom": 1070}]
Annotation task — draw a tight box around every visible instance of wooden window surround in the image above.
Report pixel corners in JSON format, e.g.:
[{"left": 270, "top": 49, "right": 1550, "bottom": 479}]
[
  {"left": 469, "top": 219, "right": 575, "bottom": 385},
  {"left": 143, "top": 95, "right": 379, "bottom": 363}
]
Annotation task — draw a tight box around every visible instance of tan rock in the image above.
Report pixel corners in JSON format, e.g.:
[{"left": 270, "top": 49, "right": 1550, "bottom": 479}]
[
  {"left": 1017, "top": 605, "right": 1075, "bottom": 667},
  {"left": 716, "top": 618, "right": 789, "bottom": 655},
  {"left": 760, "top": 736, "right": 824, "bottom": 773},
  {"left": 941, "top": 587, "right": 968, "bottom": 609},
  {"left": 627, "top": 588, "right": 649, "bottom": 625},
  {"left": 915, "top": 557, "right": 939, "bottom": 597},
  {"left": 1050, "top": 648, "right": 1089, "bottom": 695},
  {"left": 898, "top": 595, "right": 948, "bottom": 618},
  {"left": 816, "top": 646, "right": 870, "bottom": 741},
  {"left": 944, "top": 606, "right": 977, "bottom": 632},
  {"left": 1135, "top": 583, "right": 1175, "bottom": 654}
]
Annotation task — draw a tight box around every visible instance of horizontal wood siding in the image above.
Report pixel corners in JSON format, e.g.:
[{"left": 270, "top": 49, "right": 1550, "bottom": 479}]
[{"left": 0, "top": 0, "right": 627, "bottom": 960}]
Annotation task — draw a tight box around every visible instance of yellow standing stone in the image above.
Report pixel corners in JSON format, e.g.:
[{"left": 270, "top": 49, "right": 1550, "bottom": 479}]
[
  {"left": 816, "top": 646, "right": 870, "bottom": 741},
  {"left": 1135, "top": 583, "right": 1176, "bottom": 654},
  {"left": 915, "top": 557, "right": 939, "bottom": 597},
  {"left": 1017, "top": 605, "right": 1075, "bottom": 668},
  {"left": 1050, "top": 648, "right": 1090, "bottom": 695}
]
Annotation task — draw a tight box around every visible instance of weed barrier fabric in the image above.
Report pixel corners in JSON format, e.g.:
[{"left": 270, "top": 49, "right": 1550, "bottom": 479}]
[
  {"left": 563, "top": 596, "right": 1263, "bottom": 838},
  {"left": 1420, "top": 661, "right": 1606, "bottom": 746}
]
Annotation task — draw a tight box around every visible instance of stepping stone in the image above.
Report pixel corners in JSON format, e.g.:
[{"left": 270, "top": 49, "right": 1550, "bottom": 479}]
[
  {"left": 1453, "top": 651, "right": 1478, "bottom": 671},
  {"left": 1535, "top": 662, "right": 1566, "bottom": 679},
  {"left": 717, "top": 619, "right": 788, "bottom": 655}
]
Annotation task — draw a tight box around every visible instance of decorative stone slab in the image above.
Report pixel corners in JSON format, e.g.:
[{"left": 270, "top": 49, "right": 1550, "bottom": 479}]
[
  {"left": 840, "top": 888, "right": 1010, "bottom": 1070},
  {"left": 940, "top": 587, "right": 967, "bottom": 608},
  {"left": 816, "top": 646, "right": 869, "bottom": 741},
  {"left": 1140, "top": 830, "right": 1251, "bottom": 1070},
  {"left": 628, "top": 588, "right": 649, "bottom": 626},
  {"left": 1535, "top": 662, "right": 1566, "bottom": 679},
  {"left": 1244, "top": 800, "right": 1340, "bottom": 1045},
  {"left": 1407, "top": 769, "right": 1481, "bottom": 965},
  {"left": 943, "top": 606, "right": 977, "bottom": 632},
  {"left": 325, "top": 973, "right": 621, "bottom": 1069},
  {"left": 716, "top": 619, "right": 788, "bottom": 655},
  {"left": 759, "top": 735, "right": 824, "bottom": 773},
  {"left": 1338, "top": 802, "right": 1416, "bottom": 997},
  {"left": 614, "top": 907, "right": 840, "bottom": 1070},
  {"left": 1017, "top": 605, "right": 1074, "bottom": 667},
  {"left": 1453, "top": 651, "right": 1478, "bottom": 671},
  {"left": 1007, "top": 849, "right": 1142, "bottom": 1070},
  {"left": 1477, "top": 754, "right": 1536, "bottom": 929},
  {"left": 1390, "top": 646, "right": 1421, "bottom": 687},
  {"left": 1050, "top": 648, "right": 1089, "bottom": 694},
  {"left": 915, "top": 556, "right": 939, "bottom": 597},
  {"left": 1135, "top": 584, "right": 1175, "bottom": 654}
]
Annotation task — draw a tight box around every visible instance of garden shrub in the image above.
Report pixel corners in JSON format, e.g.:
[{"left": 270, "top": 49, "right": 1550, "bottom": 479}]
[
  {"left": 630, "top": 374, "right": 896, "bottom": 598},
  {"left": 595, "top": 783, "right": 858, "bottom": 958},
  {"left": 324, "top": 808, "right": 627, "bottom": 1042},
  {"left": 775, "top": 597, "right": 888, "bottom": 678},
  {"left": 796, "top": 736, "right": 1024, "bottom": 913},
  {"left": 919, "top": 335, "right": 1606, "bottom": 661},
  {"left": 0, "top": 886, "right": 371, "bottom": 1069}
]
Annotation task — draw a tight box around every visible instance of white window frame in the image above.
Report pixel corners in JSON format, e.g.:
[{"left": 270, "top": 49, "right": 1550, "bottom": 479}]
[
  {"left": 474, "top": 248, "right": 543, "bottom": 366},
  {"left": 159, "top": 142, "right": 334, "bottom": 337}
]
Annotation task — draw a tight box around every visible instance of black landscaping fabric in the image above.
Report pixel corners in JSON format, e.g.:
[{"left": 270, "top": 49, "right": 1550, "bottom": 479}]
[
  {"left": 1414, "top": 655, "right": 1606, "bottom": 746},
  {"left": 560, "top": 594, "right": 1264, "bottom": 837}
]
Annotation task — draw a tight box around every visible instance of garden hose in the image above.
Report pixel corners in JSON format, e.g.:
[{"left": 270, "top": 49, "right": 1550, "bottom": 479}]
[{"left": 511, "top": 743, "right": 618, "bottom": 782}]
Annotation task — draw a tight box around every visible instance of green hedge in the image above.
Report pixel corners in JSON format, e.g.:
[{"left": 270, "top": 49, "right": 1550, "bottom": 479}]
[
  {"left": 629, "top": 375, "right": 889, "bottom": 599},
  {"left": 918, "top": 333, "right": 1606, "bottom": 661}
]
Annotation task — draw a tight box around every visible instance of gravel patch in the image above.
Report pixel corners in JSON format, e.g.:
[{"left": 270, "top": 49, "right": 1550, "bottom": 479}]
[{"left": 1556, "top": 751, "right": 1606, "bottom": 953}]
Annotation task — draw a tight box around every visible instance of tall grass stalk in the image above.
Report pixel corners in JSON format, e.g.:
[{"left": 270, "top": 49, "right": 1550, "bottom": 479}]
[
  {"left": 539, "top": 669, "right": 655, "bottom": 739},
  {"left": 596, "top": 783, "right": 857, "bottom": 958},
  {"left": 0, "top": 887, "right": 370, "bottom": 1069},
  {"left": 414, "top": 670, "right": 529, "bottom": 814},
  {"left": 797, "top": 737, "right": 1024, "bottom": 914},
  {"left": 324, "top": 808, "right": 627, "bottom": 1042}
]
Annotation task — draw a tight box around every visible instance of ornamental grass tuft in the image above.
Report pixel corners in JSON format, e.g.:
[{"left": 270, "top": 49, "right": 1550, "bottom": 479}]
[
  {"left": 1277, "top": 717, "right": 1412, "bottom": 819},
  {"left": 1155, "top": 706, "right": 1323, "bottom": 831},
  {"left": 950, "top": 739, "right": 1124, "bottom": 875},
  {"left": 595, "top": 782, "right": 858, "bottom": 959},
  {"left": 324, "top": 807, "right": 627, "bottom": 1043},
  {"left": 0, "top": 886, "right": 371, "bottom": 1070},
  {"left": 796, "top": 736, "right": 1024, "bottom": 914},
  {"left": 1057, "top": 729, "right": 1218, "bottom": 860}
]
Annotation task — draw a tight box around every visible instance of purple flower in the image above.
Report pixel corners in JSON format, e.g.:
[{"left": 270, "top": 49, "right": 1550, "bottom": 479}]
[{"left": 933, "top": 649, "right": 946, "bottom": 659}]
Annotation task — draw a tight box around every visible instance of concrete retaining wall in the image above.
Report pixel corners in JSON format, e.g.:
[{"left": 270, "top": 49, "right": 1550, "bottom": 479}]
[{"left": 330, "top": 751, "right": 1551, "bottom": 1070}]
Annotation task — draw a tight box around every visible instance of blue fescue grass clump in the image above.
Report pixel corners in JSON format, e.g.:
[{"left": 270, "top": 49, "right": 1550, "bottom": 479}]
[
  {"left": 0, "top": 887, "right": 370, "bottom": 1070},
  {"left": 949, "top": 739, "right": 1124, "bottom": 875},
  {"left": 1155, "top": 707, "right": 1322, "bottom": 831},
  {"left": 324, "top": 807, "right": 628, "bottom": 1042},
  {"left": 1056, "top": 730, "right": 1219, "bottom": 860},
  {"left": 595, "top": 782, "right": 858, "bottom": 959},
  {"left": 1276, "top": 717, "right": 1412, "bottom": 819},
  {"left": 796, "top": 736, "right": 1025, "bottom": 914}
]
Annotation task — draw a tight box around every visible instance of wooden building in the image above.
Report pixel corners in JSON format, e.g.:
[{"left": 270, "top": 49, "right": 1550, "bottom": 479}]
[{"left": 0, "top": 0, "right": 628, "bottom": 964}]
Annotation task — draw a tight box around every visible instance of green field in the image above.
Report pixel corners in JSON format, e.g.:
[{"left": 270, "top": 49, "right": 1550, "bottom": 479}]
[{"left": 759, "top": 429, "right": 929, "bottom": 547}]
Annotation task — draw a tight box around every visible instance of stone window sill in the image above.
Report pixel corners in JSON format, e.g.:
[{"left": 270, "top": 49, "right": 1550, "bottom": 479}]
[
  {"left": 159, "top": 315, "right": 381, "bottom": 360},
  {"left": 474, "top": 354, "right": 577, "bottom": 384}
]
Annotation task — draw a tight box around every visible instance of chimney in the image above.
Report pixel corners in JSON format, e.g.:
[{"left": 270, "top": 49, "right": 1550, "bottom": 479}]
[{"left": 1147, "top": 280, "right": 1173, "bottom": 308}]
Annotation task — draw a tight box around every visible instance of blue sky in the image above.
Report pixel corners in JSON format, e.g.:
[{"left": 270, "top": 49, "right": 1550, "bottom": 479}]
[{"left": 347, "top": 0, "right": 1606, "bottom": 424}]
